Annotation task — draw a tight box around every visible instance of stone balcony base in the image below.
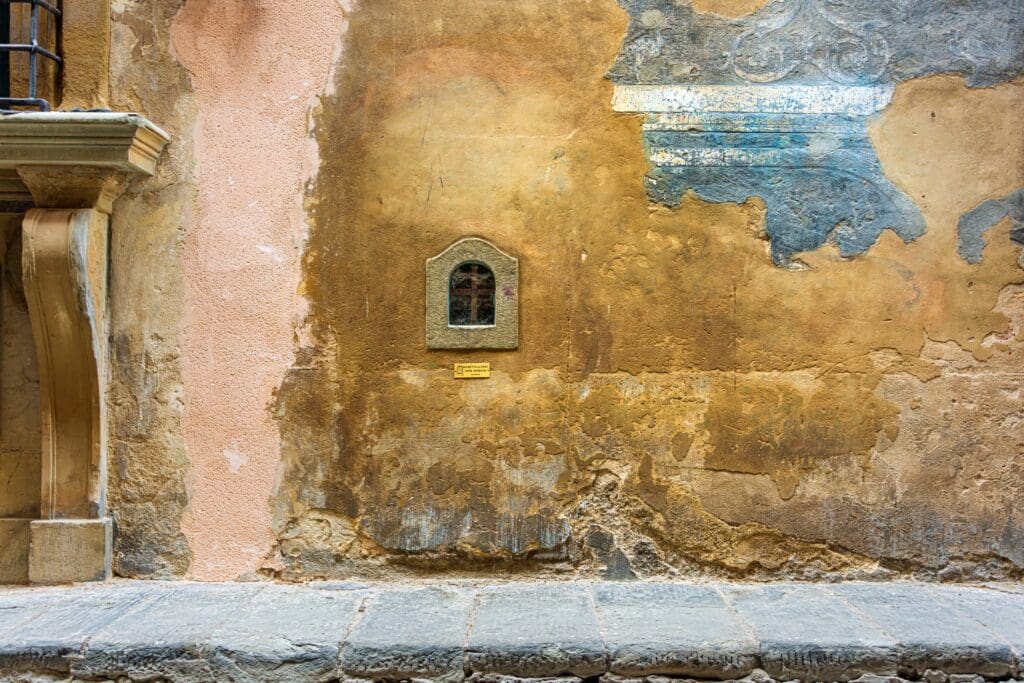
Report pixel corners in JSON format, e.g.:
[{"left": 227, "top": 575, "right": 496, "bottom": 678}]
[
  {"left": 0, "top": 113, "right": 168, "bottom": 587},
  {"left": 0, "top": 580, "right": 1022, "bottom": 682}
]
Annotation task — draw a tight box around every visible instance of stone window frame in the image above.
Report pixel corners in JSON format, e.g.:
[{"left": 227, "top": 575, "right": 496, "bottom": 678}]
[{"left": 426, "top": 237, "right": 518, "bottom": 350}]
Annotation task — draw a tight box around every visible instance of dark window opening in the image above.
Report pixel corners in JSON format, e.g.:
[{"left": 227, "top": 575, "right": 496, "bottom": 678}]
[
  {"left": 449, "top": 262, "right": 495, "bottom": 326},
  {"left": 0, "top": 0, "right": 62, "bottom": 111}
]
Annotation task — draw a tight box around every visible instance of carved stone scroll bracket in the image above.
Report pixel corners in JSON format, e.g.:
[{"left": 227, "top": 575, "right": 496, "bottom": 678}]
[
  {"left": 22, "top": 208, "right": 109, "bottom": 522},
  {"left": 0, "top": 113, "right": 169, "bottom": 584}
]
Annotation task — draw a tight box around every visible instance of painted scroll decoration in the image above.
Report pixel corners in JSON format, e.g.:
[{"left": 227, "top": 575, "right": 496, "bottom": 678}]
[
  {"left": 611, "top": 0, "right": 1024, "bottom": 266},
  {"left": 731, "top": 0, "right": 891, "bottom": 85}
]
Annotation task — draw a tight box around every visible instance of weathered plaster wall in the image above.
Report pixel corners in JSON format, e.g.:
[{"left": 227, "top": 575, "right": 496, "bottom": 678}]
[
  {"left": 270, "top": 0, "right": 1024, "bottom": 581},
  {"left": 0, "top": 0, "right": 346, "bottom": 581},
  {"left": 609, "top": 0, "right": 1024, "bottom": 265},
  {"left": 105, "top": 0, "right": 196, "bottom": 577},
  {"left": 0, "top": 0, "right": 198, "bottom": 576},
  {"left": 169, "top": 0, "right": 345, "bottom": 580},
  {"left": 5, "top": 0, "right": 1012, "bottom": 582}
]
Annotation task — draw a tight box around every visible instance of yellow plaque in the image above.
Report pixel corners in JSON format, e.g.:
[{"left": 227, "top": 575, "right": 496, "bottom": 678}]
[{"left": 454, "top": 362, "right": 491, "bottom": 379}]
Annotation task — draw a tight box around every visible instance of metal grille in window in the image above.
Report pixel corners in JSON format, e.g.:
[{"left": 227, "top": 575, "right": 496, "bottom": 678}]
[
  {"left": 449, "top": 262, "right": 496, "bottom": 326},
  {"left": 0, "top": 0, "right": 61, "bottom": 112}
]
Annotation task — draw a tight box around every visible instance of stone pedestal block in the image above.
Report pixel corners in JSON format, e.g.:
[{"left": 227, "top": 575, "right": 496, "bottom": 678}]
[
  {"left": 0, "top": 518, "right": 31, "bottom": 584},
  {"left": 28, "top": 518, "right": 111, "bottom": 584}
]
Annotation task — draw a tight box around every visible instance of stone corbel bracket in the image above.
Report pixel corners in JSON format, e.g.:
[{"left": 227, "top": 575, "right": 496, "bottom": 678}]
[{"left": 0, "top": 113, "right": 169, "bottom": 584}]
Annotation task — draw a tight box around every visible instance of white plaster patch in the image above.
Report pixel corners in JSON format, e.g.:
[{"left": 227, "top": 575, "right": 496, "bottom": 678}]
[
  {"left": 223, "top": 443, "right": 249, "bottom": 473},
  {"left": 807, "top": 133, "right": 842, "bottom": 157},
  {"left": 649, "top": 147, "right": 818, "bottom": 167},
  {"left": 398, "top": 369, "right": 430, "bottom": 387},
  {"left": 255, "top": 244, "right": 285, "bottom": 262},
  {"left": 613, "top": 84, "right": 895, "bottom": 115},
  {"left": 1002, "top": 412, "right": 1024, "bottom": 429}
]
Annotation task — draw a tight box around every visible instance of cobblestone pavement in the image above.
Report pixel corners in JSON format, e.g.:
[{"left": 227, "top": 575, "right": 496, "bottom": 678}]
[{"left": 0, "top": 580, "right": 1022, "bottom": 682}]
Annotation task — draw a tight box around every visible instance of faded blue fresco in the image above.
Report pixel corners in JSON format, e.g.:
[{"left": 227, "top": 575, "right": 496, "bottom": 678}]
[
  {"left": 610, "top": 0, "right": 1024, "bottom": 88},
  {"left": 644, "top": 112, "right": 926, "bottom": 265},
  {"left": 610, "top": 0, "right": 1024, "bottom": 265},
  {"left": 957, "top": 189, "right": 1024, "bottom": 263}
]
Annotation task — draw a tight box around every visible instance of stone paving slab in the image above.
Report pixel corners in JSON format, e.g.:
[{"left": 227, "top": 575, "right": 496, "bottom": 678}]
[
  {"left": 724, "top": 584, "right": 899, "bottom": 681},
  {"left": 342, "top": 586, "right": 472, "bottom": 681},
  {"left": 940, "top": 585, "right": 1024, "bottom": 655},
  {"left": 210, "top": 584, "right": 366, "bottom": 682},
  {"left": 75, "top": 582, "right": 263, "bottom": 680},
  {"left": 830, "top": 583, "right": 1016, "bottom": 678},
  {"left": 0, "top": 586, "right": 89, "bottom": 640},
  {"left": 594, "top": 583, "right": 757, "bottom": 678},
  {"left": 467, "top": 583, "right": 606, "bottom": 679},
  {"left": 0, "top": 583, "right": 157, "bottom": 678},
  {"left": 0, "top": 580, "right": 1021, "bottom": 682}
]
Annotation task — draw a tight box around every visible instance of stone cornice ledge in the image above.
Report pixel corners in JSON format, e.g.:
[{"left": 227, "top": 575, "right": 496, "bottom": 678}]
[{"left": 0, "top": 112, "right": 170, "bottom": 175}]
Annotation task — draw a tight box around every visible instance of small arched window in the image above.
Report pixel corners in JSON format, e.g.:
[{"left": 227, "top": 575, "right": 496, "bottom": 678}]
[
  {"left": 426, "top": 238, "right": 517, "bottom": 349},
  {"left": 449, "top": 262, "right": 496, "bottom": 326}
]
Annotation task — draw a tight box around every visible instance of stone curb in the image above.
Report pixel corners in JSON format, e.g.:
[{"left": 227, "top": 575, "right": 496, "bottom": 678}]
[{"left": 0, "top": 581, "right": 1020, "bottom": 682}]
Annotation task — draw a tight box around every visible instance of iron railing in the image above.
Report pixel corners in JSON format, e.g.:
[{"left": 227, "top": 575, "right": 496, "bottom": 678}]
[{"left": 0, "top": 0, "right": 61, "bottom": 111}]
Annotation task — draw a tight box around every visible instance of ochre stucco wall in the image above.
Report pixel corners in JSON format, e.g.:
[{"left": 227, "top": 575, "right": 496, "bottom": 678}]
[{"left": 22, "top": 0, "right": 1017, "bottom": 581}]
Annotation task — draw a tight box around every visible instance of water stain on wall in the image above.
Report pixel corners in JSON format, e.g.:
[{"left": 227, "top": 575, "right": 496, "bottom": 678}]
[
  {"left": 270, "top": 0, "right": 1024, "bottom": 580},
  {"left": 702, "top": 373, "right": 899, "bottom": 500}
]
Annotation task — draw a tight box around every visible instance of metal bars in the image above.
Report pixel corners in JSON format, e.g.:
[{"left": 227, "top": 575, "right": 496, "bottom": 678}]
[{"left": 0, "top": 0, "right": 61, "bottom": 111}]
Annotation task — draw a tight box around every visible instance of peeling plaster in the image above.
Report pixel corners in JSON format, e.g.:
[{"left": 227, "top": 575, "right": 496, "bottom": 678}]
[
  {"left": 0, "top": 0, "right": 1016, "bottom": 586},
  {"left": 105, "top": 0, "right": 195, "bottom": 578},
  {"left": 610, "top": 0, "right": 1024, "bottom": 264},
  {"left": 958, "top": 189, "right": 1024, "bottom": 263}
]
